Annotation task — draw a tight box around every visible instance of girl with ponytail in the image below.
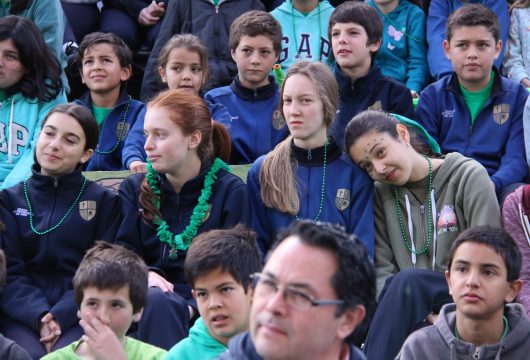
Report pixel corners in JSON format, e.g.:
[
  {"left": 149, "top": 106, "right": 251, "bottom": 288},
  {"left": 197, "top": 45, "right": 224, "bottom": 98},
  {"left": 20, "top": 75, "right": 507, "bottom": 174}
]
[
  {"left": 116, "top": 89, "right": 248, "bottom": 349},
  {"left": 247, "top": 61, "right": 374, "bottom": 255}
]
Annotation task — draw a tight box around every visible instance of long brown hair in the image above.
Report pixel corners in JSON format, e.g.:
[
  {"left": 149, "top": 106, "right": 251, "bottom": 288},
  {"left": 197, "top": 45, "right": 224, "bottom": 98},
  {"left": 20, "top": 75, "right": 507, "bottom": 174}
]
[
  {"left": 139, "top": 90, "right": 231, "bottom": 222},
  {"left": 259, "top": 61, "right": 339, "bottom": 215}
]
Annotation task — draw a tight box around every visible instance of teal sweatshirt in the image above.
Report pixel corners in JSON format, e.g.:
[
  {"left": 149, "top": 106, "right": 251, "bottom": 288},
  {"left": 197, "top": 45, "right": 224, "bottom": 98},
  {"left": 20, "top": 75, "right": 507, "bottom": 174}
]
[
  {"left": 166, "top": 318, "right": 227, "bottom": 360},
  {"left": 0, "top": 91, "right": 67, "bottom": 190},
  {"left": 369, "top": 0, "right": 428, "bottom": 93},
  {"left": 271, "top": 0, "right": 335, "bottom": 71}
]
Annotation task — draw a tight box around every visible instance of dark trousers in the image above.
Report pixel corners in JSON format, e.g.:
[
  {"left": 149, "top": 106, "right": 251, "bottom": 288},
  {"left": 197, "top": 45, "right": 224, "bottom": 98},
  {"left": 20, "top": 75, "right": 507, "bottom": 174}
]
[
  {"left": 128, "top": 287, "right": 190, "bottom": 350},
  {"left": 364, "top": 269, "right": 452, "bottom": 360},
  {"left": 0, "top": 319, "right": 83, "bottom": 360},
  {"left": 61, "top": 2, "right": 101, "bottom": 43}
]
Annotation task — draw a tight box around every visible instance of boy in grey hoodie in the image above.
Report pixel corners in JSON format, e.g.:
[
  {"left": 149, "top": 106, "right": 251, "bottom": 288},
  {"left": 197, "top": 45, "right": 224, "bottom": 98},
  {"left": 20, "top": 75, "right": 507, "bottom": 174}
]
[{"left": 397, "top": 226, "right": 530, "bottom": 360}]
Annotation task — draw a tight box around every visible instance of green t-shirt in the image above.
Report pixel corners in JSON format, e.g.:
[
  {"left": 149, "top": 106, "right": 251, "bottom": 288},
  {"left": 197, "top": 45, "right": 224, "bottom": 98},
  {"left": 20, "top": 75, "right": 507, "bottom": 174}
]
[
  {"left": 91, "top": 104, "right": 112, "bottom": 128},
  {"left": 41, "top": 337, "right": 167, "bottom": 360},
  {"left": 459, "top": 71, "right": 494, "bottom": 126}
]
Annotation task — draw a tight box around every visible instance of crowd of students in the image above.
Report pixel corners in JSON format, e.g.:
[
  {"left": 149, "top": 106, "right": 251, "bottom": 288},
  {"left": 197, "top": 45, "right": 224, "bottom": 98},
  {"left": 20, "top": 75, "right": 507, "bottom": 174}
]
[{"left": 0, "top": 0, "right": 530, "bottom": 359}]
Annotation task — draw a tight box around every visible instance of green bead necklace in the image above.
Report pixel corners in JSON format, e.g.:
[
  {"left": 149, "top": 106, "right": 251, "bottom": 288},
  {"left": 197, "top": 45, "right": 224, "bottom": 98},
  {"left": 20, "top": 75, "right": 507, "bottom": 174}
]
[
  {"left": 24, "top": 177, "right": 87, "bottom": 235},
  {"left": 394, "top": 156, "right": 433, "bottom": 255},
  {"left": 146, "top": 158, "right": 231, "bottom": 257},
  {"left": 296, "top": 139, "right": 328, "bottom": 222},
  {"left": 94, "top": 97, "right": 130, "bottom": 154}
]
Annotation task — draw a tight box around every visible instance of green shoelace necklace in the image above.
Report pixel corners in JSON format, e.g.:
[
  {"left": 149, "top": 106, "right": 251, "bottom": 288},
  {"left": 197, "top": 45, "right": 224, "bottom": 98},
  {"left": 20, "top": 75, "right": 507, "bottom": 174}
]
[
  {"left": 24, "top": 177, "right": 87, "bottom": 235},
  {"left": 146, "top": 158, "right": 230, "bottom": 257},
  {"left": 94, "top": 97, "right": 130, "bottom": 154},
  {"left": 295, "top": 139, "right": 328, "bottom": 222},
  {"left": 394, "top": 156, "right": 433, "bottom": 255}
]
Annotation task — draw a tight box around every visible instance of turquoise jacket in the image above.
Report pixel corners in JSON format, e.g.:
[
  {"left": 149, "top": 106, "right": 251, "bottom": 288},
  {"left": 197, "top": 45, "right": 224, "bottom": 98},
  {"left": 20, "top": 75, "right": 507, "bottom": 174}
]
[
  {"left": 0, "top": 0, "right": 69, "bottom": 93},
  {"left": 166, "top": 318, "right": 227, "bottom": 360},
  {"left": 0, "top": 91, "right": 67, "bottom": 189},
  {"left": 369, "top": 0, "right": 428, "bottom": 93},
  {"left": 271, "top": 0, "right": 335, "bottom": 71}
]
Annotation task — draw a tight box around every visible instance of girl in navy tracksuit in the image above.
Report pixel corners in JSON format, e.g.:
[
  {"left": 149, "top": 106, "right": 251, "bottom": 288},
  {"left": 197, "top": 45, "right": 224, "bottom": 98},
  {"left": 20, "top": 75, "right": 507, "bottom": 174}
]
[
  {"left": 0, "top": 104, "right": 120, "bottom": 359},
  {"left": 116, "top": 89, "right": 248, "bottom": 350},
  {"left": 247, "top": 61, "right": 375, "bottom": 256}
]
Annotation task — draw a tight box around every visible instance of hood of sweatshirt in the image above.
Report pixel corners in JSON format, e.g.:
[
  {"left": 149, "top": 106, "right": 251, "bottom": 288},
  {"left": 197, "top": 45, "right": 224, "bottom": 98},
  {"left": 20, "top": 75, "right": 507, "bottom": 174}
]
[{"left": 189, "top": 317, "right": 227, "bottom": 351}]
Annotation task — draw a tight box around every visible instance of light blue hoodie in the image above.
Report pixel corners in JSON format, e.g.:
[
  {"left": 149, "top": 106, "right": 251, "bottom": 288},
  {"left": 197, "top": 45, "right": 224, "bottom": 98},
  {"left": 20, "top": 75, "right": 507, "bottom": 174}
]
[
  {"left": 166, "top": 318, "right": 227, "bottom": 360},
  {"left": 0, "top": 92, "right": 67, "bottom": 189},
  {"left": 271, "top": 0, "right": 335, "bottom": 71},
  {"left": 369, "top": 0, "right": 428, "bottom": 93}
]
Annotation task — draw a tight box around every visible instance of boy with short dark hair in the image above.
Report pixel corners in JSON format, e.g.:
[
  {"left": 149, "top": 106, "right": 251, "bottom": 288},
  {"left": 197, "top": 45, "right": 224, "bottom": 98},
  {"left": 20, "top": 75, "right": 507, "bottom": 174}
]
[
  {"left": 166, "top": 225, "right": 261, "bottom": 360},
  {"left": 75, "top": 32, "right": 146, "bottom": 171},
  {"left": 397, "top": 226, "right": 530, "bottom": 359},
  {"left": 328, "top": 1, "right": 415, "bottom": 147},
  {"left": 205, "top": 10, "right": 288, "bottom": 164},
  {"left": 416, "top": 4, "right": 529, "bottom": 202},
  {"left": 42, "top": 242, "right": 167, "bottom": 360}
]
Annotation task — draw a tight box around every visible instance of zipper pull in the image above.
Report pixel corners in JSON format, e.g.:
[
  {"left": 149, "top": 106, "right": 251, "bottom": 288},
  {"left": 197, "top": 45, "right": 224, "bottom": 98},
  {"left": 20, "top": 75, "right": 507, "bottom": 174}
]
[
  {"left": 53, "top": 178, "right": 58, "bottom": 188},
  {"left": 420, "top": 204, "right": 425, "bottom": 215},
  {"left": 473, "top": 346, "right": 481, "bottom": 359},
  {"left": 307, "top": 149, "right": 312, "bottom": 160}
]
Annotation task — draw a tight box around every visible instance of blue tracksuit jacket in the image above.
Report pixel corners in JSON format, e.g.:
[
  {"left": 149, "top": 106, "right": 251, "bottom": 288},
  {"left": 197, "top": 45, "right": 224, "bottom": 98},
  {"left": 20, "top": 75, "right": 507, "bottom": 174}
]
[
  {"left": 416, "top": 69, "right": 529, "bottom": 192},
  {"left": 205, "top": 76, "right": 289, "bottom": 164},
  {"left": 247, "top": 139, "right": 375, "bottom": 257},
  {"left": 0, "top": 166, "right": 120, "bottom": 332},
  {"left": 74, "top": 88, "right": 145, "bottom": 171}
]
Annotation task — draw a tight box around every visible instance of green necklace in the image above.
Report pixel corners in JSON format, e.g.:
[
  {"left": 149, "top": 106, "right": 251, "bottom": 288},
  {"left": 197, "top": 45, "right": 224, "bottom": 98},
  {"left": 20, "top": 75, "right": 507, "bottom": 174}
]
[
  {"left": 24, "top": 177, "right": 87, "bottom": 235},
  {"left": 94, "top": 97, "right": 130, "bottom": 154},
  {"left": 295, "top": 139, "right": 328, "bottom": 222},
  {"left": 291, "top": 2, "right": 322, "bottom": 61},
  {"left": 454, "top": 316, "right": 509, "bottom": 343},
  {"left": 146, "top": 158, "right": 231, "bottom": 257},
  {"left": 394, "top": 156, "right": 433, "bottom": 255}
]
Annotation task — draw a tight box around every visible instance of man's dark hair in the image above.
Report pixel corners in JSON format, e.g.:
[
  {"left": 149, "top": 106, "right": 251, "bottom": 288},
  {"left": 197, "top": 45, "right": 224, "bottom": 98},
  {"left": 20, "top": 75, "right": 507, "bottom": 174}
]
[
  {"left": 446, "top": 4, "right": 500, "bottom": 43},
  {"left": 273, "top": 220, "right": 376, "bottom": 344},
  {"left": 73, "top": 242, "right": 148, "bottom": 313},
  {"left": 448, "top": 225, "right": 521, "bottom": 282},
  {"left": 185, "top": 225, "right": 262, "bottom": 292}
]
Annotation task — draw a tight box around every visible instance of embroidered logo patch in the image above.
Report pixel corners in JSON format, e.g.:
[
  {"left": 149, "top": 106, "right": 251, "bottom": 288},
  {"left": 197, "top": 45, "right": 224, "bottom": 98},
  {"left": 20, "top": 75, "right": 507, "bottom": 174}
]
[
  {"left": 437, "top": 205, "right": 458, "bottom": 233},
  {"left": 493, "top": 104, "right": 510, "bottom": 125},
  {"left": 335, "top": 189, "right": 351, "bottom": 211},
  {"left": 272, "top": 109, "right": 285, "bottom": 130},
  {"left": 116, "top": 122, "right": 130, "bottom": 138},
  {"left": 442, "top": 109, "right": 455, "bottom": 118},
  {"left": 79, "top": 200, "right": 97, "bottom": 221},
  {"left": 13, "top": 208, "right": 29, "bottom": 216},
  {"left": 202, "top": 204, "right": 212, "bottom": 224},
  {"left": 368, "top": 101, "right": 382, "bottom": 111}
]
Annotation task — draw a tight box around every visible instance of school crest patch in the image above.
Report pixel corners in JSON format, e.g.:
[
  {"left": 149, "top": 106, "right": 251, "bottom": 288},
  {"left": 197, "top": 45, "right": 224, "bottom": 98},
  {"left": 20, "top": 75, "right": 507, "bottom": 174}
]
[
  {"left": 272, "top": 109, "right": 285, "bottom": 130},
  {"left": 436, "top": 205, "right": 458, "bottom": 234},
  {"left": 493, "top": 104, "right": 510, "bottom": 125},
  {"left": 335, "top": 189, "right": 351, "bottom": 211},
  {"left": 368, "top": 101, "right": 382, "bottom": 111},
  {"left": 116, "top": 122, "right": 130, "bottom": 138},
  {"left": 79, "top": 200, "right": 97, "bottom": 221},
  {"left": 202, "top": 204, "right": 212, "bottom": 224}
]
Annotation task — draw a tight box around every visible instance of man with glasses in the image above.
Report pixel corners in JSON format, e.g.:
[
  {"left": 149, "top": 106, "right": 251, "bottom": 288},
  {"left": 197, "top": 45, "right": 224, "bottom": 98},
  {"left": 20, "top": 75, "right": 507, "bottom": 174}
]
[{"left": 219, "top": 220, "right": 375, "bottom": 360}]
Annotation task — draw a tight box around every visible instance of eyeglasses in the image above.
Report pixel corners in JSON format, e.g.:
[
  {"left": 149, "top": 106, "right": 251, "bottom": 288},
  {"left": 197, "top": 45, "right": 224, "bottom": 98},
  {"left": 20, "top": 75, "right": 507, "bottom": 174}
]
[{"left": 250, "top": 272, "right": 345, "bottom": 312}]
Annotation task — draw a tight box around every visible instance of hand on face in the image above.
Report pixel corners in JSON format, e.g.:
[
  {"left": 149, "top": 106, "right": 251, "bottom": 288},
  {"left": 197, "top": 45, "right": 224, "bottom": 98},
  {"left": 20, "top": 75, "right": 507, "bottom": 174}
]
[{"left": 80, "top": 313, "right": 127, "bottom": 360}]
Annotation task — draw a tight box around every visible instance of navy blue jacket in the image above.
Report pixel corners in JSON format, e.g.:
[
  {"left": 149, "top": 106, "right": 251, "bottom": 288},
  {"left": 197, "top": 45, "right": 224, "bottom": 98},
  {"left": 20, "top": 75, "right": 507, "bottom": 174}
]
[
  {"left": 75, "top": 88, "right": 146, "bottom": 171},
  {"left": 247, "top": 139, "right": 375, "bottom": 257},
  {"left": 0, "top": 166, "right": 120, "bottom": 331},
  {"left": 205, "top": 76, "right": 289, "bottom": 164},
  {"left": 218, "top": 332, "right": 367, "bottom": 360},
  {"left": 115, "top": 161, "right": 249, "bottom": 296},
  {"left": 331, "top": 62, "right": 415, "bottom": 147},
  {"left": 416, "top": 70, "right": 529, "bottom": 192}
]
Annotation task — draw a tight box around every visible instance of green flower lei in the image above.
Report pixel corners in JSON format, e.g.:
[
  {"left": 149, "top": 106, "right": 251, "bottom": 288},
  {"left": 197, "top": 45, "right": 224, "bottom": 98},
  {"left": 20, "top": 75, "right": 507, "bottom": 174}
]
[{"left": 146, "top": 158, "right": 231, "bottom": 256}]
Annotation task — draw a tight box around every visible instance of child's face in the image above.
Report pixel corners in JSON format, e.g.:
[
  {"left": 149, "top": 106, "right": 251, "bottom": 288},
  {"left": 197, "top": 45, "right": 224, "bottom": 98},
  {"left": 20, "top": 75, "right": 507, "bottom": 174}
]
[
  {"left": 445, "top": 242, "right": 521, "bottom": 321},
  {"left": 158, "top": 47, "right": 204, "bottom": 95},
  {"left": 78, "top": 286, "right": 142, "bottom": 343},
  {"left": 36, "top": 112, "right": 93, "bottom": 177},
  {"left": 0, "top": 38, "right": 25, "bottom": 90},
  {"left": 231, "top": 35, "right": 278, "bottom": 90},
  {"left": 192, "top": 268, "right": 253, "bottom": 345},
  {"left": 80, "top": 43, "right": 131, "bottom": 95},
  {"left": 331, "top": 22, "right": 380, "bottom": 72},
  {"left": 443, "top": 25, "right": 501, "bottom": 91}
]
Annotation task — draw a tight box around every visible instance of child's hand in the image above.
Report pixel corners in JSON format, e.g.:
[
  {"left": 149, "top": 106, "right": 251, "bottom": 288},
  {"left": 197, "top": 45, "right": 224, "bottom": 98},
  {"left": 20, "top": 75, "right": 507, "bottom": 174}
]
[
  {"left": 39, "top": 313, "right": 61, "bottom": 353},
  {"left": 148, "top": 271, "right": 174, "bottom": 292},
  {"left": 80, "top": 314, "right": 127, "bottom": 360},
  {"left": 521, "top": 78, "right": 530, "bottom": 88},
  {"left": 129, "top": 161, "right": 147, "bottom": 174},
  {"left": 410, "top": 90, "right": 419, "bottom": 99}
]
